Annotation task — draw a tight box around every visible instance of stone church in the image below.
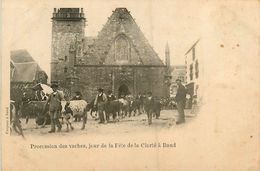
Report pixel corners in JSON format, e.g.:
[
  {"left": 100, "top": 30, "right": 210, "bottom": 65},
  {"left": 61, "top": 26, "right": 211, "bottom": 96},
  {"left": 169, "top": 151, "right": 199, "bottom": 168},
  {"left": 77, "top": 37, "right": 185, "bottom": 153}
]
[{"left": 51, "top": 8, "right": 171, "bottom": 100}]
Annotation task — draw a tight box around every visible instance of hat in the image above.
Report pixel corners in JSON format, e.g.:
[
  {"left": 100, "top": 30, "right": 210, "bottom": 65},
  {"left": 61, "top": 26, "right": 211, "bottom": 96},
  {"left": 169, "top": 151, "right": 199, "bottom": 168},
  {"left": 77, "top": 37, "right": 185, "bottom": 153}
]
[
  {"left": 75, "top": 91, "right": 81, "bottom": 95},
  {"left": 176, "top": 78, "right": 181, "bottom": 82},
  {"left": 51, "top": 83, "right": 58, "bottom": 88},
  {"left": 97, "top": 88, "right": 103, "bottom": 92}
]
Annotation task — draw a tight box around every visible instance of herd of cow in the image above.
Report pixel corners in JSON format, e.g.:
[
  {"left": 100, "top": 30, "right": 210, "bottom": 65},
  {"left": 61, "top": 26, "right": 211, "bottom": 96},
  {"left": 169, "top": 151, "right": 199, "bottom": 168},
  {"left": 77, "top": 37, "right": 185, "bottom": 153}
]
[{"left": 10, "top": 94, "right": 166, "bottom": 136}]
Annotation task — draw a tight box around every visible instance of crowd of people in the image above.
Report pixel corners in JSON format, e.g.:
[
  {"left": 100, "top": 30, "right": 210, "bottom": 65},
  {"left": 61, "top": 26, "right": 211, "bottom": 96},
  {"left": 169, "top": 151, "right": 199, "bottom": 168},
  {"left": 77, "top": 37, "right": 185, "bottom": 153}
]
[{"left": 11, "top": 79, "right": 188, "bottom": 135}]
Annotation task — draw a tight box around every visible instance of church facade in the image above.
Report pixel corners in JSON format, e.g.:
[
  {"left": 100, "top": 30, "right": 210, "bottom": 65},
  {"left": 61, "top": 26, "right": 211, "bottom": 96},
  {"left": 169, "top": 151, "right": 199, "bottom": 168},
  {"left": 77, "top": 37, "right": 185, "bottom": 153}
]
[{"left": 51, "top": 8, "right": 171, "bottom": 100}]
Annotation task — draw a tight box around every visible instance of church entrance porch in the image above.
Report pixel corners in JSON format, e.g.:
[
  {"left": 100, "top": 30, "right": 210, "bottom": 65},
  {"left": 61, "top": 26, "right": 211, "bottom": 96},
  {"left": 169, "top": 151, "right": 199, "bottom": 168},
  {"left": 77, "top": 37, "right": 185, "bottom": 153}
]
[{"left": 118, "top": 84, "right": 130, "bottom": 98}]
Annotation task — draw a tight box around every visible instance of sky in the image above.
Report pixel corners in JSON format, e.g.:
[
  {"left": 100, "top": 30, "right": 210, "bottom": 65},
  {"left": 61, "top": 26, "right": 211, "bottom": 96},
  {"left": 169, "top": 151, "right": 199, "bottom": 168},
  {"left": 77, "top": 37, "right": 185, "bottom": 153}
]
[{"left": 3, "top": 0, "right": 202, "bottom": 77}]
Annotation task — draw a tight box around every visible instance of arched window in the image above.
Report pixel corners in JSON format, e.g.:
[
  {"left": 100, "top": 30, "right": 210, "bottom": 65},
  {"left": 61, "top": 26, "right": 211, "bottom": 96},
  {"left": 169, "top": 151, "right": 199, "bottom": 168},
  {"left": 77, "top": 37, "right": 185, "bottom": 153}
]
[
  {"left": 64, "top": 56, "right": 68, "bottom": 62},
  {"left": 115, "top": 35, "right": 129, "bottom": 61}
]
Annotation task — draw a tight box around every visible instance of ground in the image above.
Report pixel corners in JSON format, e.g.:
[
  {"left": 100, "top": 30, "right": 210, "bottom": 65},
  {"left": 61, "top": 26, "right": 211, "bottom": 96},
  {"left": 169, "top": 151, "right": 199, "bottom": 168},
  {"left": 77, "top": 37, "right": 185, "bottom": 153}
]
[{"left": 12, "top": 109, "right": 195, "bottom": 137}]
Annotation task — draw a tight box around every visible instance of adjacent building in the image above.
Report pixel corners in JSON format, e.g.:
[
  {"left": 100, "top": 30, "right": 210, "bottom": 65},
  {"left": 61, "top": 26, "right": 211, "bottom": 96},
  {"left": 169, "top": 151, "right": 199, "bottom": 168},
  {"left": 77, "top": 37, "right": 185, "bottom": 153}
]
[
  {"left": 51, "top": 8, "right": 170, "bottom": 100},
  {"left": 185, "top": 39, "right": 203, "bottom": 106},
  {"left": 169, "top": 65, "right": 186, "bottom": 97},
  {"left": 10, "top": 49, "right": 48, "bottom": 101},
  {"left": 164, "top": 42, "right": 186, "bottom": 97}
]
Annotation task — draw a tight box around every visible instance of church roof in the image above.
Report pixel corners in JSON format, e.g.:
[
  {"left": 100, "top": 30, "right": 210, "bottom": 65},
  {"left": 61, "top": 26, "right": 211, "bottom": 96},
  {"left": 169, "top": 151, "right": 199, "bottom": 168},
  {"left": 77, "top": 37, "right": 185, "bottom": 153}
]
[
  {"left": 83, "top": 36, "right": 96, "bottom": 52},
  {"left": 81, "top": 8, "right": 164, "bottom": 66},
  {"left": 11, "top": 49, "right": 34, "bottom": 63},
  {"left": 83, "top": 36, "right": 96, "bottom": 46},
  {"left": 11, "top": 62, "right": 40, "bottom": 82},
  {"left": 10, "top": 50, "right": 48, "bottom": 82}
]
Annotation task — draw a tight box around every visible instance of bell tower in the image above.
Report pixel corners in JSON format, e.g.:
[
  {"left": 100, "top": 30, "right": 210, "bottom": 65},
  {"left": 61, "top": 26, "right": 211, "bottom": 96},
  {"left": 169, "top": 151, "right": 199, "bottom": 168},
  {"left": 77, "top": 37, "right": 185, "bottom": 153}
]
[
  {"left": 165, "top": 42, "right": 170, "bottom": 66},
  {"left": 164, "top": 42, "right": 172, "bottom": 97},
  {"left": 51, "top": 8, "right": 86, "bottom": 85}
]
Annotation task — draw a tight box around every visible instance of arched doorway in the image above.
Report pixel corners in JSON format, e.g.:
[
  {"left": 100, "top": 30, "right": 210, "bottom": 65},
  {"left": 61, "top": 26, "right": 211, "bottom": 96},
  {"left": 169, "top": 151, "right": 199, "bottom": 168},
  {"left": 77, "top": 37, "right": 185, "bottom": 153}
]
[{"left": 118, "top": 84, "right": 129, "bottom": 98}]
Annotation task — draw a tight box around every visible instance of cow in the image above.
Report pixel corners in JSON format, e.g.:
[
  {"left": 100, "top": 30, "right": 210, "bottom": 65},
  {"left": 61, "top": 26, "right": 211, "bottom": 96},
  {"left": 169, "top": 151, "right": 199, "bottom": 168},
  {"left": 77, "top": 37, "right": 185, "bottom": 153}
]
[
  {"left": 62, "top": 102, "right": 74, "bottom": 132},
  {"left": 86, "top": 98, "right": 121, "bottom": 122},
  {"left": 85, "top": 97, "right": 130, "bottom": 123},
  {"left": 102, "top": 98, "right": 130, "bottom": 122},
  {"left": 118, "top": 98, "right": 130, "bottom": 118},
  {"left": 129, "top": 98, "right": 142, "bottom": 117},
  {"left": 144, "top": 95, "right": 162, "bottom": 124},
  {"left": 19, "top": 100, "right": 50, "bottom": 128},
  {"left": 104, "top": 100, "right": 121, "bottom": 122},
  {"left": 61, "top": 100, "right": 89, "bottom": 130}
]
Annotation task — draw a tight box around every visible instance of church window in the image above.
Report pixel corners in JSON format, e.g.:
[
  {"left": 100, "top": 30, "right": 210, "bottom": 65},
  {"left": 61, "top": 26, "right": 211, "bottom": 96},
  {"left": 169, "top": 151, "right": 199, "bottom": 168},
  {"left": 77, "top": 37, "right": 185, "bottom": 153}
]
[
  {"left": 195, "top": 60, "right": 199, "bottom": 78},
  {"left": 115, "top": 34, "right": 129, "bottom": 61},
  {"left": 189, "top": 64, "right": 193, "bottom": 81}
]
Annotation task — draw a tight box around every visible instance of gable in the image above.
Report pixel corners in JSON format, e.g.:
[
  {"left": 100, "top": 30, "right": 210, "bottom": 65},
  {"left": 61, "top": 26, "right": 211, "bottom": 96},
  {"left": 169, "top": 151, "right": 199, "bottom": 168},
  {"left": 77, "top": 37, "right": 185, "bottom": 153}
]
[
  {"left": 11, "top": 49, "right": 34, "bottom": 63},
  {"left": 11, "top": 62, "right": 47, "bottom": 83},
  {"left": 83, "top": 8, "right": 164, "bottom": 66}
]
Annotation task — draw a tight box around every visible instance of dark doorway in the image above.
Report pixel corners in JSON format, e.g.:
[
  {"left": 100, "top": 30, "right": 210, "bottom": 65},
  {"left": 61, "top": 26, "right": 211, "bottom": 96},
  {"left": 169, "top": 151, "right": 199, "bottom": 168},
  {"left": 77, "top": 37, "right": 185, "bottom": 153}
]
[{"left": 118, "top": 84, "right": 129, "bottom": 98}]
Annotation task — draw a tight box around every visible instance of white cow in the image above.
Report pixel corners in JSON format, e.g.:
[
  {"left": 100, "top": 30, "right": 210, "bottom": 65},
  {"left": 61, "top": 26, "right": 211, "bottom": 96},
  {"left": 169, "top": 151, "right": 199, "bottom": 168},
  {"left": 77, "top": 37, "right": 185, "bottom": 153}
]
[
  {"left": 118, "top": 98, "right": 130, "bottom": 118},
  {"left": 61, "top": 100, "right": 88, "bottom": 130}
]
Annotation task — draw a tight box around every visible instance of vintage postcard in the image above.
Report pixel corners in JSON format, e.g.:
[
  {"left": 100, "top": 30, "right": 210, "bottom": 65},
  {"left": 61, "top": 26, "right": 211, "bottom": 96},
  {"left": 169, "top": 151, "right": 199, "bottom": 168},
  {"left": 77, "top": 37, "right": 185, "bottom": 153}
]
[{"left": 1, "top": 0, "right": 259, "bottom": 170}]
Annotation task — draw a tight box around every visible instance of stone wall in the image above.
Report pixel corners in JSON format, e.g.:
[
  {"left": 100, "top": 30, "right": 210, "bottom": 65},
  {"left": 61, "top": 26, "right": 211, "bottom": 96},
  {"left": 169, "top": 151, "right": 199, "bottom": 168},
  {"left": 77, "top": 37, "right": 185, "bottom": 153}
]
[
  {"left": 72, "top": 66, "right": 167, "bottom": 101},
  {"left": 50, "top": 8, "right": 170, "bottom": 99},
  {"left": 51, "top": 19, "right": 85, "bottom": 83}
]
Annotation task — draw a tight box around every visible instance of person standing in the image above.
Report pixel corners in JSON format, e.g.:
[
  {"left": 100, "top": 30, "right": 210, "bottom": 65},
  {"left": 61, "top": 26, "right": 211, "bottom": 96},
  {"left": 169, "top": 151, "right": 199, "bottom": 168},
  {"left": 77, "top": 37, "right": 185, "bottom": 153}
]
[
  {"left": 174, "top": 79, "right": 187, "bottom": 124},
  {"left": 144, "top": 92, "right": 154, "bottom": 125},
  {"left": 106, "top": 90, "right": 116, "bottom": 121},
  {"left": 21, "top": 92, "right": 31, "bottom": 124},
  {"left": 45, "top": 83, "right": 64, "bottom": 133},
  {"left": 107, "top": 90, "right": 116, "bottom": 101},
  {"left": 94, "top": 88, "right": 107, "bottom": 124},
  {"left": 137, "top": 92, "right": 145, "bottom": 114},
  {"left": 71, "top": 91, "right": 82, "bottom": 100},
  {"left": 153, "top": 96, "right": 161, "bottom": 119}
]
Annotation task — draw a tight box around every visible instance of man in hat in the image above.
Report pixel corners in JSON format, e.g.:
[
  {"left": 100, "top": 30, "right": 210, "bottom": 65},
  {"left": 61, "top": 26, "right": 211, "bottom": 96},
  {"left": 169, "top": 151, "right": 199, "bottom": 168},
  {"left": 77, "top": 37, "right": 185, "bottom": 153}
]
[
  {"left": 174, "top": 79, "right": 187, "bottom": 124},
  {"left": 106, "top": 90, "right": 116, "bottom": 121},
  {"left": 94, "top": 88, "right": 107, "bottom": 124},
  {"left": 45, "top": 83, "right": 64, "bottom": 133},
  {"left": 144, "top": 91, "right": 155, "bottom": 125},
  {"left": 107, "top": 90, "right": 116, "bottom": 102},
  {"left": 71, "top": 91, "right": 82, "bottom": 100}
]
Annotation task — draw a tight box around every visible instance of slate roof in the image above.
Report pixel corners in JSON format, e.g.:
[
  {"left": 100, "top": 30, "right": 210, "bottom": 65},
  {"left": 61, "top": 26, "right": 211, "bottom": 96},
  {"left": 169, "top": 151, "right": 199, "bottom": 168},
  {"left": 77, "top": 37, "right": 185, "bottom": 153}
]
[
  {"left": 11, "top": 62, "right": 40, "bottom": 82},
  {"left": 10, "top": 49, "right": 34, "bottom": 63},
  {"left": 83, "top": 36, "right": 96, "bottom": 48},
  {"left": 10, "top": 50, "right": 48, "bottom": 83}
]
